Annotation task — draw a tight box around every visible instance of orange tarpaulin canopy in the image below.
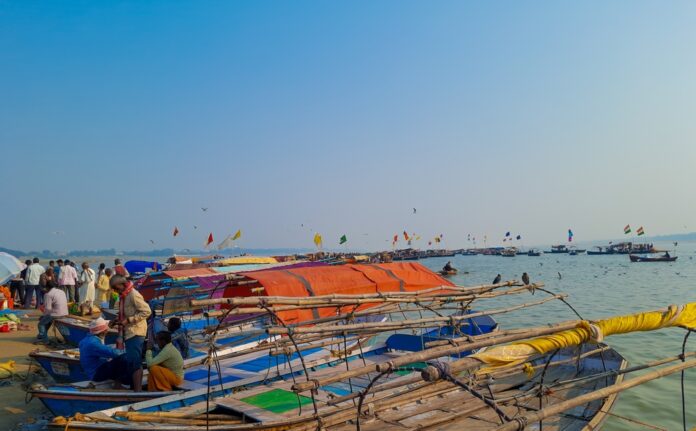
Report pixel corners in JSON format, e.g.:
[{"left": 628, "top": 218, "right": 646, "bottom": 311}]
[{"left": 223, "top": 262, "right": 453, "bottom": 324}]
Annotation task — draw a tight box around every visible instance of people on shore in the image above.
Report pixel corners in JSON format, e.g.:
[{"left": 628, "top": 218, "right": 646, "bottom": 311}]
[
  {"left": 78, "top": 262, "right": 96, "bottom": 307},
  {"left": 112, "top": 259, "right": 130, "bottom": 278},
  {"left": 167, "top": 317, "right": 190, "bottom": 359},
  {"left": 36, "top": 280, "right": 68, "bottom": 344},
  {"left": 25, "top": 258, "right": 45, "bottom": 309},
  {"left": 58, "top": 259, "right": 78, "bottom": 303},
  {"left": 96, "top": 268, "right": 112, "bottom": 307},
  {"left": 146, "top": 331, "right": 184, "bottom": 391},
  {"left": 79, "top": 318, "right": 141, "bottom": 390},
  {"left": 109, "top": 274, "right": 150, "bottom": 389}
]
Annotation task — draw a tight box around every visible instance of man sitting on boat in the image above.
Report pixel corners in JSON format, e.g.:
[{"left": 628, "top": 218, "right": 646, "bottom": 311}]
[
  {"left": 442, "top": 261, "right": 455, "bottom": 272},
  {"left": 79, "top": 318, "right": 141, "bottom": 389},
  {"left": 36, "top": 280, "right": 68, "bottom": 344},
  {"left": 145, "top": 330, "right": 184, "bottom": 391},
  {"left": 664, "top": 251, "right": 671, "bottom": 258}
]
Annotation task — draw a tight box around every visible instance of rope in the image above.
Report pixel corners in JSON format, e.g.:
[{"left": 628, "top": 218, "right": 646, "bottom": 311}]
[
  {"left": 680, "top": 328, "right": 693, "bottom": 431},
  {"left": 427, "top": 361, "right": 513, "bottom": 423}
]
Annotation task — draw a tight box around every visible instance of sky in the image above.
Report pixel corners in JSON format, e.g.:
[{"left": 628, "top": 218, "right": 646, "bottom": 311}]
[{"left": 2, "top": 1, "right": 696, "bottom": 252}]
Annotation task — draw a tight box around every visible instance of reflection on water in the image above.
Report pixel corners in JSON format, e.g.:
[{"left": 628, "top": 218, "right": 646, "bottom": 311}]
[{"left": 419, "top": 242, "right": 696, "bottom": 430}]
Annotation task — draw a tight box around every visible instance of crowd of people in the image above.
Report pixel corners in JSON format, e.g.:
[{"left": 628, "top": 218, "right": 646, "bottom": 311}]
[{"left": 9, "top": 258, "right": 187, "bottom": 392}]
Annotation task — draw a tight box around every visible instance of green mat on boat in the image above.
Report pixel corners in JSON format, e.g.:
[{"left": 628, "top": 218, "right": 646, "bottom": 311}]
[
  {"left": 239, "top": 388, "right": 313, "bottom": 414},
  {"left": 394, "top": 362, "right": 428, "bottom": 376}
]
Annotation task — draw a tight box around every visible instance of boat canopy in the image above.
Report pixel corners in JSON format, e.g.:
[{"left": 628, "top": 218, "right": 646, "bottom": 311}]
[
  {"left": 218, "top": 256, "right": 278, "bottom": 265},
  {"left": 223, "top": 262, "right": 454, "bottom": 323}
]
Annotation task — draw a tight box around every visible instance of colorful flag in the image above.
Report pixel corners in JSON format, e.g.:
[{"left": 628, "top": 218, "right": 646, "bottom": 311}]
[
  {"left": 403, "top": 231, "right": 410, "bottom": 241},
  {"left": 505, "top": 231, "right": 511, "bottom": 237},
  {"left": 516, "top": 235, "right": 521, "bottom": 240},
  {"left": 313, "top": 233, "right": 323, "bottom": 248},
  {"left": 232, "top": 229, "right": 242, "bottom": 240},
  {"left": 624, "top": 225, "right": 631, "bottom": 235},
  {"left": 205, "top": 233, "right": 214, "bottom": 248},
  {"left": 428, "top": 241, "right": 432, "bottom": 246},
  {"left": 173, "top": 226, "right": 179, "bottom": 237},
  {"left": 393, "top": 234, "right": 398, "bottom": 244},
  {"left": 339, "top": 234, "right": 347, "bottom": 244},
  {"left": 434, "top": 237, "right": 441, "bottom": 243},
  {"left": 567, "top": 229, "right": 574, "bottom": 242},
  {"left": 636, "top": 226, "right": 645, "bottom": 236}
]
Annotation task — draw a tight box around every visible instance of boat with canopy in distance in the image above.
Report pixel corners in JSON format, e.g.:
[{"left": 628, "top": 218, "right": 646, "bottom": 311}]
[{"left": 629, "top": 253, "right": 678, "bottom": 262}]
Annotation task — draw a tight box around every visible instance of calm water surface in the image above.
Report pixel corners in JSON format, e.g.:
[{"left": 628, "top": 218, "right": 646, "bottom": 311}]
[{"left": 420, "top": 242, "right": 696, "bottom": 431}]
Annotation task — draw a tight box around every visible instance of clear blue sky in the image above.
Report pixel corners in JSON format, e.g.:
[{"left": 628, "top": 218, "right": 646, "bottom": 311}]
[{"left": 2, "top": 1, "right": 696, "bottom": 252}]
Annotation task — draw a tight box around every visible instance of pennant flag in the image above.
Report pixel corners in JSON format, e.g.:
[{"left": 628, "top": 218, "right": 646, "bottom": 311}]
[
  {"left": 217, "top": 234, "right": 233, "bottom": 250},
  {"left": 503, "top": 238, "right": 507, "bottom": 242},
  {"left": 505, "top": 231, "right": 511, "bottom": 237},
  {"left": 339, "top": 234, "right": 347, "bottom": 245},
  {"left": 624, "top": 224, "right": 631, "bottom": 235},
  {"left": 440, "top": 233, "right": 444, "bottom": 239},
  {"left": 205, "top": 233, "right": 214, "bottom": 248},
  {"left": 232, "top": 229, "right": 242, "bottom": 240},
  {"left": 415, "top": 235, "right": 421, "bottom": 241},
  {"left": 567, "top": 229, "right": 574, "bottom": 242},
  {"left": 516, "top": 235, "right": 521, "bottom": 240},
  {"left": 313, "top": 233, "right": 323, "bottom": 248},
  {"left": 403, "top": 231, "right": 410, "bottom": 241},
  {"left": 393, "top": 234, "right": 398, "bottom": 243},
  {"left": 428, "top": 241, "right": 432, "bottom": 246},
  {"left": 173, "top": 226, "right": 179, "bottom": 237},
  {"left": 434, "top": 237, "right": 441, "bottom": 243},
  {"left": 636, "top": 226, "right": 645, "bottom": 236}
]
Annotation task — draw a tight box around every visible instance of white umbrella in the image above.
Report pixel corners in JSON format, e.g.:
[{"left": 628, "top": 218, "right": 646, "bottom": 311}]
[{"left": 0, "top": 252, "right": 26, "bottom": 285}]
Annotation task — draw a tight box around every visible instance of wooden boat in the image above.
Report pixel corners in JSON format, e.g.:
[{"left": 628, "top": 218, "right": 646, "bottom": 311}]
[
  {"left": 527, "top": 249, "right": 541, "bottom": 256},
  {"left": 500, "top": 248, "right": 517, "bottom": 257},
  {"left": 629, "top": 254, "right": 677, "bottom": 262},
  {"left": 33, "top": 312, "right": 496, "bottom": 418},
  {"left": 439, "top": 269, "right": 457, "bottom": 276}
]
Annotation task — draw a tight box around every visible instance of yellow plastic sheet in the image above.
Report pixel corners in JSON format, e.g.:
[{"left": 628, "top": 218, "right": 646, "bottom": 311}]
[
  {"left": 473, "top": 303, "right": 696, "bottom": 371},
  {"left": 0, "top": 360, "right": 15, "bottom": 379}
]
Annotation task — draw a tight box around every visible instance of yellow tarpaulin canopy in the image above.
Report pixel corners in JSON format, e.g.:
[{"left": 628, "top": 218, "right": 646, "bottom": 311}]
[
  {"left": 218, "top": 256, "right": 278, "bottom": 265},
  {"left": 473, "top": 303, "right": 696, "bottom": 371}
]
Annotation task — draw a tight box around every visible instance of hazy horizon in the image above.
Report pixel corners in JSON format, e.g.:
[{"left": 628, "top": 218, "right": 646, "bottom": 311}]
[{"left": 3, "top": 2, "right": 696, "bottom": 252}]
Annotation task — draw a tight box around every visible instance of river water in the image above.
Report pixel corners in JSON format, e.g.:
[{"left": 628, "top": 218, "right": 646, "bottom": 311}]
[{"left": 419, "top": 241, "right": 696, "bottom": 430}]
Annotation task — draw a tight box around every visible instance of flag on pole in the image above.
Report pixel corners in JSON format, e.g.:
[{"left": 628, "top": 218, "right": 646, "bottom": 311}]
[
  {"left": 339, "top": 234, "right": 347, "bottom": 245},
  {"left": 624, "top": 225, "right": 631, "bottom": 235},
  {"left": 205, "top": 233, "right": 214, "bottom": 248},
  {"left": 393, "top": 234, "right": 398, "bottom": 244},
  {"left": 403, "top": 231, "right": 410, "bottom": 241},
  {"left": 567, "top": 229, "right": 574, "bottom": 242},
  {"left": 313, "top": 233, "right": 323, "bottom": 248},
  {"left": 434, "top": 237, "right": 441, "bottom": 243},
  {"left": 636, "top": 226, "right": 645, "bottom": 236},
  {"left": 232, "top": 229, "right": 242, "bottom": 240},
  {"left": 173, "top": 226, "right": 179, "bottom": 237},
  {"left": 516, "top": 235, "right": 521, "bottom": 240},
  {"left": 505, "top": 231, "right": 511, "bottom": 237}
]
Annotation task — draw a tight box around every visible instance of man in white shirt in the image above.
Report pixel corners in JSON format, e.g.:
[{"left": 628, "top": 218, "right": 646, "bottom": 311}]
[
  {"left": 36, "top": 281, "right": 68, "bottom": 343},
  {"left": 78, "top": 262, "right": 96, "bottom": 306},
  {"left": 25, "top": 257, "right": 45, "bottom": 309},
  {"left": 58, "top": 260, "right": 78, "bottom": 303}
]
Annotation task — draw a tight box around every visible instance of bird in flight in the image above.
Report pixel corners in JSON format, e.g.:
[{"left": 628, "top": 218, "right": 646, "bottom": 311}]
[
  {"left": 150, "top": 239, "right": 155, "bottom": 244},
  {"left": 522, "top": 272, "right": 530, "bottom": 285},
  {"left": 201, "top": 207, "right": 208, "bottom": 212},
  {"left": 193, "top": 225, "right": 198, "bottom": 229},
  {"left": 413, "top": 208, "right": 417, "bottom": 214},
  {"left": 492, "top": 274, "right": 501, "bottom": 284},
  {"left": 557, "top": 272, "right": 562, "bottom": 279}
]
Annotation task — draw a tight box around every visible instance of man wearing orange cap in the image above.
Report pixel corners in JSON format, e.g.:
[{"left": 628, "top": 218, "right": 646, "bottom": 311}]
[{"left": 79, "top": 317, "right": 140, "bottom": 390}]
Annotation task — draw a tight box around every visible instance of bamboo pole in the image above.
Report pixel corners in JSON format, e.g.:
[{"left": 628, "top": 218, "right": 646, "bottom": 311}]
[
  {"left": 292, "top": 321, "right": 580, "bottom": 392},
  {"left": 493, "top": 357, "right": 696, "bottom": 431},
  {"left": 270, "top": 294, "right": 566, "bottom": 335},
  {"left": 190, "top": 281, "right": 524, "bottom": 307}
]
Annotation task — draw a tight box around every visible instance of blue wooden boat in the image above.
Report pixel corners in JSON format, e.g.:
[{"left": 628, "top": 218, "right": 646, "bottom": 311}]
[
  {"left": 53, "top": 317, "right": 120, "bottom": 346},
  {"left": 30, "top": 313, "right": 496, "bottom": 417}
]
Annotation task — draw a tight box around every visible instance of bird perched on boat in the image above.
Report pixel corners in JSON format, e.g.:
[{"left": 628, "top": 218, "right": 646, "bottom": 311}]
[
  {"left": 492, "top": 274, "right": 501, "bottom": 284},
  {"left": 522, "top": 272, "right": 530, "bottom": 285}
]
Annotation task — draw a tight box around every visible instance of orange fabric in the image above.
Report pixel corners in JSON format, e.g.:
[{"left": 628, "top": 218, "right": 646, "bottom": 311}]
[
  {"left": 225, "top": 263, "right": 453, "bottom": 324},
  {"left": 147, "top": 365, "right": 183, "bottom": 391}
]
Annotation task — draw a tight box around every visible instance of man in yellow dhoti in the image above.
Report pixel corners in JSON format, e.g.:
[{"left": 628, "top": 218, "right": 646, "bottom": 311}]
[{"left": 145, "top": 331, "right": 184, "bottom": 391}]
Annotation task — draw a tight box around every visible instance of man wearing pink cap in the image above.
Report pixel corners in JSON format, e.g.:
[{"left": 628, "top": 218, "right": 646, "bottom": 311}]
[{"left": 78, "top": 317, "right": 141, "bottom": 390}]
